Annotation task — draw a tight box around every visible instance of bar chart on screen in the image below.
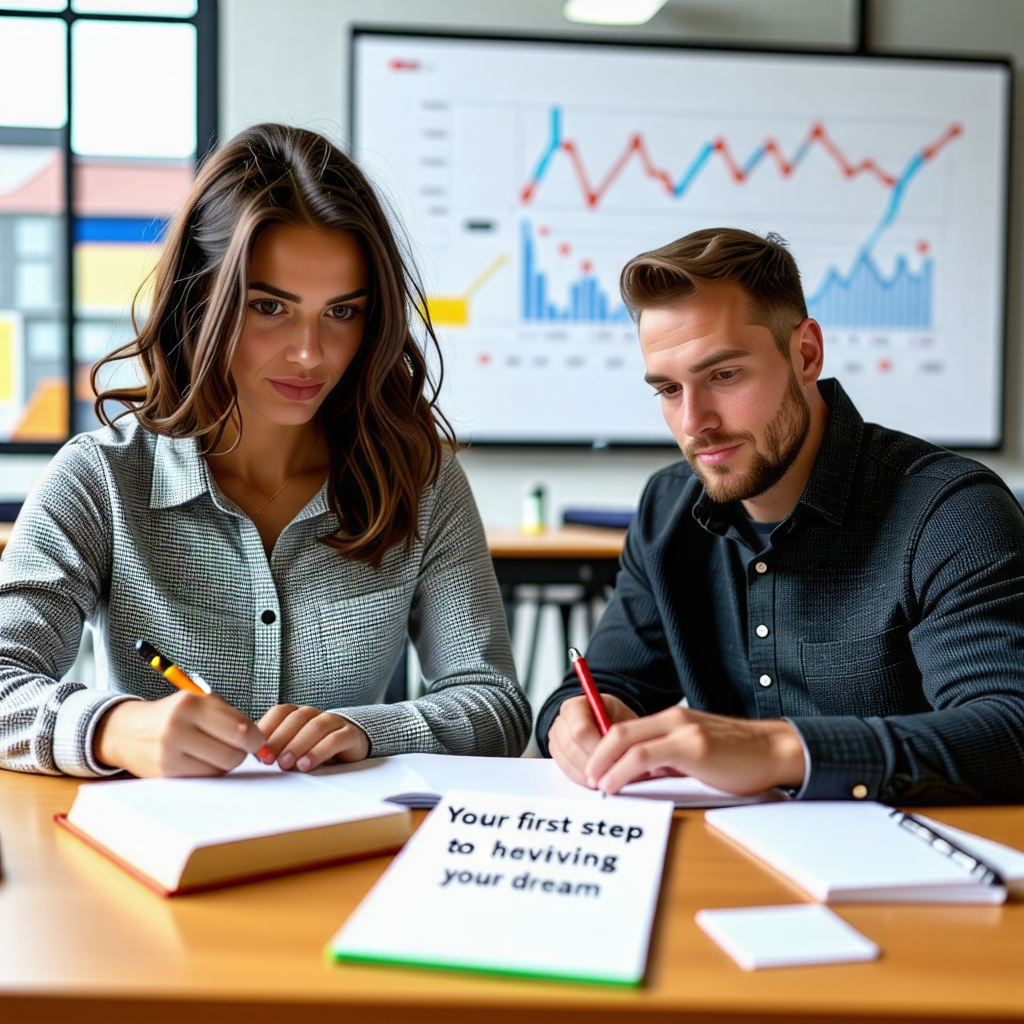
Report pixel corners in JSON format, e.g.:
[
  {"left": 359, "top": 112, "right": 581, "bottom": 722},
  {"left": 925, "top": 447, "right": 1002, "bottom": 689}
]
[{"left": 354, "top": 34, "right": 1009, "bottom": 444}]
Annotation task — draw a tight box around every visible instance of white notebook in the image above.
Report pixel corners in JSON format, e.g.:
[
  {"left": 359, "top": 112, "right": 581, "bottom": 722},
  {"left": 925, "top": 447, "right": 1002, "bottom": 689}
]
[
  {"left": 705, "top": 802, "right": 1017, "bottom": 904},
  {"left": 330, "top": 789, "right": 674, "bottom": 985},
  {"left": 916, "top": 816, "right": 1024, "bottom": 896},
  {"left": 317, "top": 753, "right": 782, "bottom": 808}
]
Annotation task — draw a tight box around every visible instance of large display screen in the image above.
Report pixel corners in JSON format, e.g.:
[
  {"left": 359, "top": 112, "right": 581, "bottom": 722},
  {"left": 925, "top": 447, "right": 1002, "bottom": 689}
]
[{"left": 352, "top": 30, "right": 1011, "bottom": 447}]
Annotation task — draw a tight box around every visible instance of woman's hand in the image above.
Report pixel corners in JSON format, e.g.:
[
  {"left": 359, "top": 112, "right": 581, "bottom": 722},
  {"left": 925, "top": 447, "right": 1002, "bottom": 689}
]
[
  {"left": 257, "top": 704, "right": 370, "bottom": 771},
  {"left": 93, "top": 692, "right": 268, "bottom": 778}
]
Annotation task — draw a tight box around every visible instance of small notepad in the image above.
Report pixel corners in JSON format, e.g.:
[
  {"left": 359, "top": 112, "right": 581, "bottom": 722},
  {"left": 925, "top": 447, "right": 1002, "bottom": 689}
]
[{"left": 696, "top": 905, "right": 880, "bottom": 970}]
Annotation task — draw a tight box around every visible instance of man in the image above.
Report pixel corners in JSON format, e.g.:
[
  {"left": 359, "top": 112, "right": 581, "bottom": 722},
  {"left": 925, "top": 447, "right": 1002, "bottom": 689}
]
[{"left": 537, "top": 228, "right": 1024, "bottom": 803}]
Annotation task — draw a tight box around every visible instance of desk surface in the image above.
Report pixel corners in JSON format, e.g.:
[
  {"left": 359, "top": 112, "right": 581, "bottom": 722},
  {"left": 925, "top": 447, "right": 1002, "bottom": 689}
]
[
  {"left": 1, "top": 770, "right": 1022, "bottom": 1024},
  {"left": 485, "top": 526, "right": 626, "bottom": 559},
  {"left": 0, "top": 522, "right": 10, "bottom": 552}
]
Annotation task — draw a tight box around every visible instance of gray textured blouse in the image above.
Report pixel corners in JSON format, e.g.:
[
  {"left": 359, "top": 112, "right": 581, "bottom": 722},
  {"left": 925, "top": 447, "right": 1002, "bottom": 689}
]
[{"left": 0, "top": 420, "right": 531, "bottom": 776}]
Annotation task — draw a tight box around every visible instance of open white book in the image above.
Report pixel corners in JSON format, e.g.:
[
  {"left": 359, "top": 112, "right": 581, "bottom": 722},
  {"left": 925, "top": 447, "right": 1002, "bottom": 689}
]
[
  {"left": 55, "top": 755, "right": 780, "bottom": 898},
  {"left": 318, "top": 753, "right": 784, "bottom": 808},
  {"left": 57, "top": 767, "right": 411, "bottom": 896},
  {"left": 330, "top": 789, "right": 674, "bottom": 985},
  {"left": 705, "top": 801, "right": 1024, "bottom": 904}
]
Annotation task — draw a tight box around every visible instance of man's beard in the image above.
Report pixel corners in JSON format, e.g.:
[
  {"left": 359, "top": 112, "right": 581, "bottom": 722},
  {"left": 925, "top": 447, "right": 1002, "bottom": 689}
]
[{"left": 683, "top": 368, "right": 811, "bottom": 505}]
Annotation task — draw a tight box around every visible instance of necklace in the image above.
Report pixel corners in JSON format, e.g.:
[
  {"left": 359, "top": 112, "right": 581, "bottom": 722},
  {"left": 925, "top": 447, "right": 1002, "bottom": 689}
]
[{"left": 252, "top": 431, "right": 320, "bottom": 517}]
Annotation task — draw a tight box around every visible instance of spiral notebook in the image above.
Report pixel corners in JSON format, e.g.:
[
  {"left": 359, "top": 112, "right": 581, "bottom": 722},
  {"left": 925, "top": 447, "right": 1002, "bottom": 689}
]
[{"left": 705, "top": 802, "right": 1023, "bottom": 904}]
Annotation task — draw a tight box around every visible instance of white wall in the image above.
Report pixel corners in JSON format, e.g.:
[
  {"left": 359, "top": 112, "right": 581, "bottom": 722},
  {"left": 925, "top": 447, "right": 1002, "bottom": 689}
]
[
  {"left": 3, "top": 0, "right": 1022, "bottom": 521},
  {"left": 223, "top": 0, "right": 1024, "bottom": 523},
  {"left": 217, "top": 0, "right": 861, "bottom": 527}
]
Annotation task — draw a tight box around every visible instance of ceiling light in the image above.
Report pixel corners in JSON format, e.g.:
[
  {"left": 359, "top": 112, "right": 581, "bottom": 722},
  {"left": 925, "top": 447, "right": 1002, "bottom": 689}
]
[{"left": 562, "top": 0, "right": 667, "bottom": 26}]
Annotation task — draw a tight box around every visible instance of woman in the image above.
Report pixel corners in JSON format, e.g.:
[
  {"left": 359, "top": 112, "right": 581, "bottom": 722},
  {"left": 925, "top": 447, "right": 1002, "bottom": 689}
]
[{"left": 0, "top": 123, "right": 530, "bottom": 778}]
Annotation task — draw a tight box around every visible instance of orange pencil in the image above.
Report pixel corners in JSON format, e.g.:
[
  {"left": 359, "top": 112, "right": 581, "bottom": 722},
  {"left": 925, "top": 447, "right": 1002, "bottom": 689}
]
[{"left": 135, "top": 639, "right": 275, "bottom": 762}]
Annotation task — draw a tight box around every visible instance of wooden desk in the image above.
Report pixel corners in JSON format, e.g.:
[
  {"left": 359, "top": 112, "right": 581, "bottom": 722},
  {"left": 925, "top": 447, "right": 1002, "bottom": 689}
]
[
  {"left": 0, "top": 522, "right": 11, "bottom": 554},
  {"left": 486, "top": 526, "right": 627, "bottom": 562},
  {"left": 486, "top": 526, "right": 626, "bottom": 593},
  {"left": 2, "top": 771, "right": 1022, "bottom": 1024},
  {"left": 486, "top": 527, "right": 626, "bottom": 692}
]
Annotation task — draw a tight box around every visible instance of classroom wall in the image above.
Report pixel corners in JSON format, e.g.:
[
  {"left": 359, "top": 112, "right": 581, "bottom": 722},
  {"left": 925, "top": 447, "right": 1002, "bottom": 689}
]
[
  {"left": 2, "top": 0, "right": 1022, "bottom": 523},
  {"left": 215, "top": 0, "right": 1024, "bottom": 527}
]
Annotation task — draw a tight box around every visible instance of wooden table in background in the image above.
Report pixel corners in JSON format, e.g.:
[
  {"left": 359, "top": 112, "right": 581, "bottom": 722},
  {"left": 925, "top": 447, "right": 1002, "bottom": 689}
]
[
  {"left": 485, "top": 525, "right": 627, "bottom": 562},
  {"left": 1, "top": 770, "right": 1022, "bottom": 1024},
  {"left": 0, "top": 522, "right": 11, "bottom": 553},
  {"left": 485, "top": 526, "right": 627, "bottom": 693}
]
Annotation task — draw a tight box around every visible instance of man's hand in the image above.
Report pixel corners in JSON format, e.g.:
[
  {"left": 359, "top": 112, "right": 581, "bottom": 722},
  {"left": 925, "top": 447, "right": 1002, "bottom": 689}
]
[
  {"left": 93, "top": 692, "right": 267, "bottom": 778},
  {"left": 547, "top": 693, "right": 638, "bottom": 786},
  {"left": 584, "top": 705, "right": 806, "bottom": 796},
  {"left": 257, "top": 704, "right": 369, "bottom": 772}
]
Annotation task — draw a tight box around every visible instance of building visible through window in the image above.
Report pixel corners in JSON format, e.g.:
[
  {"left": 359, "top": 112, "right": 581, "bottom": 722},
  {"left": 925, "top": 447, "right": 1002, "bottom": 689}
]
[{"left": 0, "top": 0, "right": 215, "bottom": 447}]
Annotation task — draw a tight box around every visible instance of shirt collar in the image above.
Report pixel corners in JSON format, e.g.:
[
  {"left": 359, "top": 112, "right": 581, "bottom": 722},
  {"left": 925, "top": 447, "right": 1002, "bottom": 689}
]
[
  {"left": 796, "top": 378, "right": 863, "bottom": 527},
  {"left": 150, "top": 432, "right": 211, "bottom": 509},
  {"left": 693, "top": 377, "right": 863, "bottom": 535},
  {"left": 149, "top": 430, "right": 333, "bottom": 524}
]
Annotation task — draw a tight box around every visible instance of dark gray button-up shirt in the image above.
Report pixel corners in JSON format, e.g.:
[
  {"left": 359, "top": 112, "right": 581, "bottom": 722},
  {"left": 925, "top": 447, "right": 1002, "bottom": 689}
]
[{"left": 538, "top": 380, "right": 1024, "bottom": 804}]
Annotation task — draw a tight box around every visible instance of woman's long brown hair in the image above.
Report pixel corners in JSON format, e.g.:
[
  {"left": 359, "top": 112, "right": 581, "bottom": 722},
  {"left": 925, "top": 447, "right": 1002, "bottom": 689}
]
[{"left": 93, "top": 123, "right": 454, "bottom": 564}]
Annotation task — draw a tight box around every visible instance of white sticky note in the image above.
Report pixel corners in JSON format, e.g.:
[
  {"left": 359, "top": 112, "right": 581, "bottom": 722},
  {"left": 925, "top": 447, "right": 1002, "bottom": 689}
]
[{"left": 696, "top": 904, "right": 880, "bottom": 971}]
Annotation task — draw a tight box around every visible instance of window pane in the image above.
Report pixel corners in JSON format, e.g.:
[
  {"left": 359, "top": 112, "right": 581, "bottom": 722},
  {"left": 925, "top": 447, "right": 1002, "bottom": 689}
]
[
  {"left": 0, "top": 18, "right": 68, "bottom": 129},
  {"left": 72, "top": 156, "right": 191, "bottom": 431},
  {"left": 0, "top": 144, "right": 68, "bottom": 441},
  {"left": 71, "top": 0, "right": 197, "bottom": 15},
  {"left": 0, "top": 1, "right": 67, "bottom": 10},
  {"left": 71, "top": 20, "right": 196, "bottom": 158}
]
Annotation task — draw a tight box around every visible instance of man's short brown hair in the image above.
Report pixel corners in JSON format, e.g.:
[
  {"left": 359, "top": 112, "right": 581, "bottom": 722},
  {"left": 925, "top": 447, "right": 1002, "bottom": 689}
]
[{"left": 619, "top": 228, "right": 808, "bottom": 357}]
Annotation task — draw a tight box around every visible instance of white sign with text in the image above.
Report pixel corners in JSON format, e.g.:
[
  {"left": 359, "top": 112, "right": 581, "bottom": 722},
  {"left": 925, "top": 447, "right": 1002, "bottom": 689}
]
[{"left": 329, "top": 789, "right": 674, "bottom": 985}]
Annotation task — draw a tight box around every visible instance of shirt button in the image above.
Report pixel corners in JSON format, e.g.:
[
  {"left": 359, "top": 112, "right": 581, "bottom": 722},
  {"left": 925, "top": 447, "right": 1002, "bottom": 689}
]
[
  {"left": 755, "top": 624, "right": 769, "bottom": 638},
  {"left": 852, "top": 784, "right": 868, "bottom": 799},
  {"left": 261, "top": 609, "right": 277, "bottom": 625},
  {"left": 758, "top": 674, "right": 772, "bottom": 687},
  {"left": 754, "top": 561, "right": 768, "bottom": 574}
]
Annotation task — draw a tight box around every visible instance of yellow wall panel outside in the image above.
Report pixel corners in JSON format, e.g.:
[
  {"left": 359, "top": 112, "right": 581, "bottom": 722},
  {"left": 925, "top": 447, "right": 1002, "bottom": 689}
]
[
  {"left": 0, "top": 316, "right": 16, "bottom": 404},
  {"left": 75, "top": 242, "right": 160, "bottom": 314}
]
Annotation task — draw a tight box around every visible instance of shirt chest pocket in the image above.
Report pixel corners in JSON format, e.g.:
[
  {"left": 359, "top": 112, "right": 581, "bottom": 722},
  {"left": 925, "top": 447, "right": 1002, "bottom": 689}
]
[
  {"left": 799, "top": 625, "right": 927, "bottom": 716},
  {"left": 281, "top": 583, "right": 413, "bottom": 706}
]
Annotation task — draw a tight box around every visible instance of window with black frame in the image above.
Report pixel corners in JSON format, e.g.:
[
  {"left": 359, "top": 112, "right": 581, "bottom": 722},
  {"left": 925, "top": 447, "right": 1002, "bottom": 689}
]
[{"left": 0, "top": 0, "right": 216, "bottom": 450}]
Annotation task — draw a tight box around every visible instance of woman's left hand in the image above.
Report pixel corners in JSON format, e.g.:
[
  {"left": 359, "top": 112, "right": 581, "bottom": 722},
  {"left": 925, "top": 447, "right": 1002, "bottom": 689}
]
[{"left": 256, "top": 704, "right": 370, "bottom": 771}]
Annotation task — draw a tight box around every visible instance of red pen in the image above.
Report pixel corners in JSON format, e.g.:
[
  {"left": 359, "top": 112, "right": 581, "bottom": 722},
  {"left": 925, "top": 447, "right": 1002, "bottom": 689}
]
[
  {"left": 568, "top": 647, "right": 612, "bottom": 736},
  {"left": 135, "top": 639, "right": 275, "bottom": 763}
]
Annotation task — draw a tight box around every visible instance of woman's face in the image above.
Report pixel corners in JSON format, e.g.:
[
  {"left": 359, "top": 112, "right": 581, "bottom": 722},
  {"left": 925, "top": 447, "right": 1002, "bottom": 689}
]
[{"left": 232, "top": 223, "right": 369, "bottom": 429}]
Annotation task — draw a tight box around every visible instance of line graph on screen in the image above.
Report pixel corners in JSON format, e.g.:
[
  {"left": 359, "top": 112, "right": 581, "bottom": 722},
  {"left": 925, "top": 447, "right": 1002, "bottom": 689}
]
[
  {"left": 517, "top": 106, "right": 962, "bottom": 331},
  {"left": 353, "top": 33, "right": 1008, "bottom": 444}
]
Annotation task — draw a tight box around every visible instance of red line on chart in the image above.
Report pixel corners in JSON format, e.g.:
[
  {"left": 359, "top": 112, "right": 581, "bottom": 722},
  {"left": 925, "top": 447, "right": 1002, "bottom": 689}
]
[{"left": 519, "top": 107, "right": 963, "bottom": 210}]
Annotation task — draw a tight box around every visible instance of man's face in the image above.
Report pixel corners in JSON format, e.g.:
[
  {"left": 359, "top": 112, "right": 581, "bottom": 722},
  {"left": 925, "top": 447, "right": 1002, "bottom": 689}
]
[{"left": 639, "top": 280, "right": 811, "bottom": 506}]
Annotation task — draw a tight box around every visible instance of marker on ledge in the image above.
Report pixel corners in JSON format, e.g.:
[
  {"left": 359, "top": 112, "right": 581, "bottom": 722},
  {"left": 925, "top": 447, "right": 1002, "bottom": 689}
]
[
  {"left": 568, "top": 647, "right": 611, "bottom": 736},
  {"left": 135, "top": 639, "right": 275, "bottom": 763}
]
